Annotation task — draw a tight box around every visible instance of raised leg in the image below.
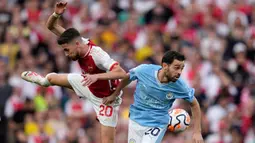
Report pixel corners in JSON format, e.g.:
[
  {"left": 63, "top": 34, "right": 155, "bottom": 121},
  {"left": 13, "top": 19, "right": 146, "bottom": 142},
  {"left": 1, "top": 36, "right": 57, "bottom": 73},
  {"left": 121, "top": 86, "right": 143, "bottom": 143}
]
[{"left": 21, "top": 71, "right": 73, "bottom": 89}]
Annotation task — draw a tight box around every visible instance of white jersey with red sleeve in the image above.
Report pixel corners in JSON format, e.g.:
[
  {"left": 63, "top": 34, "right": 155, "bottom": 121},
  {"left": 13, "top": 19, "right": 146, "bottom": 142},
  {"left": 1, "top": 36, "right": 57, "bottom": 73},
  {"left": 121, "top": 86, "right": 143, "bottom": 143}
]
[{"left": 77, "top": 38, "right": 120, "bottom": 98}]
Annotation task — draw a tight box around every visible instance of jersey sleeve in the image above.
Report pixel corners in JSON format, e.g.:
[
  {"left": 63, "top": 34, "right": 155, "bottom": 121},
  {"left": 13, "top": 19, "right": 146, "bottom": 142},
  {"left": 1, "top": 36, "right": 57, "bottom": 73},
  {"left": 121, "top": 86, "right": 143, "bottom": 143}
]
[
  {"left": 175, "top": 79, "right": 195, "bottom": 102},
  {"left": 181, "top": 88, "right": 195, "bottom": 102},
  {"left": 129, "top": 67, "right": 138, "bottom": 81},
  {"left": 92, "top": 46, "right": 118, "bottom": 71},
  {"left": 128, "top": 64, "right": 145, "bottom": 81}
]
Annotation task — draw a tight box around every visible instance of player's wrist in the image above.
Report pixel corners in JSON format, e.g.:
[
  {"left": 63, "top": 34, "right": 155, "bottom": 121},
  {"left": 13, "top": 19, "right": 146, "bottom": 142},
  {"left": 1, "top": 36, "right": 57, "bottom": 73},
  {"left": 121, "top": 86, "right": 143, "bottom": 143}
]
[
  {"left": 192, "top": 130, "right": 202, "bottom": 134},
  {"left": 52, "top": 12, "right": 61, "bottom": 18},
  {"left": 111, "top": 92, "right": 120, "bottom": 98},
  {"left": 112, "top": 93, "right": 118, "bottom": 97}
]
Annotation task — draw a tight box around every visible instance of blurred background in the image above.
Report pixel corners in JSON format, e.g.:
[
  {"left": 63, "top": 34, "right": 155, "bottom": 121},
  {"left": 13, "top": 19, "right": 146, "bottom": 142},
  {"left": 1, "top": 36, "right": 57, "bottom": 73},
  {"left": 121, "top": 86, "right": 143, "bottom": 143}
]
[{"left": 0, "top": 0, "right": 255, "bottom": 142}]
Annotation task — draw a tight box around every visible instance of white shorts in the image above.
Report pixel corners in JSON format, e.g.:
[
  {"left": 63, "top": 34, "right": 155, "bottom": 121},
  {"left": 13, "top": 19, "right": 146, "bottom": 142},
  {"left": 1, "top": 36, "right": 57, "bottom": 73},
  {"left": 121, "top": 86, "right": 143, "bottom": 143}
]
[
  {"left": 128, "top": 119, "right": 167, "bottom": 143},
  {"left": 67, "top": 73, "right": 122, "bottom": 127}
]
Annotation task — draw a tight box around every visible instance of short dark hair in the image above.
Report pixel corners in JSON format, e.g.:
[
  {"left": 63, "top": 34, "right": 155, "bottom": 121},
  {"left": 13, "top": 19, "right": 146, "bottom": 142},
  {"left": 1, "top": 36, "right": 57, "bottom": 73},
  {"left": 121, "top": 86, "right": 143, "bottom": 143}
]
[
  {"left": 161, "top": 51, "right": 185, "bottom": 64},
  {"left": 57, "top": 28, "right": 81, "bottom": 45}
]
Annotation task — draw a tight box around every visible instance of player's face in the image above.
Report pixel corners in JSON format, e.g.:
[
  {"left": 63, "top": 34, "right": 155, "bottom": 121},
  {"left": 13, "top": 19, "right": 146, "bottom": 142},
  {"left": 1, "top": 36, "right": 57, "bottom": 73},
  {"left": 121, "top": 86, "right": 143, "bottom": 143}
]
[
  {"left": 61, "top": 42, "right": 80, "bottom": 61},
  {"left": 164, "top": 59, "right": 185, "bottom": 82}
]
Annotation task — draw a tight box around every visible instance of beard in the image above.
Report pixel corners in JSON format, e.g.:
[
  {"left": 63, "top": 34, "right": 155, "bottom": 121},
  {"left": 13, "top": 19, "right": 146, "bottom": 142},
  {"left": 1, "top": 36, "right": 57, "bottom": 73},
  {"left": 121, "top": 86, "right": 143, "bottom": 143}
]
[
  {"left": 171, "top": 77, "right": 178, "bottom": 82},
  {"left": 166, "top": 74, "right": 179, "bottom": 82},
  {"left": 71, "top": 57, "right": 77, "bottom": 61},
  {"left": 166, "top": 76, "right": 176, "bottom": 82},
  {"left": 69, "top": 53, "right": 79, "bottom": 61}
]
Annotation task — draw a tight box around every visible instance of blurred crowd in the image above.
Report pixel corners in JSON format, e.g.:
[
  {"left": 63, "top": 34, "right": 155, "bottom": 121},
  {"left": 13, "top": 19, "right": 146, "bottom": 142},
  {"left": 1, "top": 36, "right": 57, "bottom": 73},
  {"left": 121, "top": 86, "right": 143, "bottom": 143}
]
[{"left": 0, "top": 0, "right": 255, "bottom": 142}]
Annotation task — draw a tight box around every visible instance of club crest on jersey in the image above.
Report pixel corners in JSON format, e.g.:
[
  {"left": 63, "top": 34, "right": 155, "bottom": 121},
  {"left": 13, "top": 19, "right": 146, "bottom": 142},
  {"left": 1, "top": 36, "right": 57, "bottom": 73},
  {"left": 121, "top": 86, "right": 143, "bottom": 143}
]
[
  {"left": 166, "top": 93, "right": 174, "bottom": 99},
  {"left": 88, "top": 66, "right": 93, "bottom": 72}
]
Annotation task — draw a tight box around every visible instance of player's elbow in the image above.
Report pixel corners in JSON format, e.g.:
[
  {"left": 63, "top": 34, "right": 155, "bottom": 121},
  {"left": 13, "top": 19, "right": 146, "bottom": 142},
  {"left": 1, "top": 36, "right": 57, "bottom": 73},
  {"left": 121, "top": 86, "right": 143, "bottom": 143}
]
[
  {"left": 46, "top": 24, "right": 54, "bottom": 30},
  {"left": 46, "top": 22, "right": 54, "bottom": 30},
  {"left": 111, "top": 65, "right": 127, "bottom": 79},
  {"left": 190, "top": 98, "right": 200, "bottom": 108},
  {"left": 117, "top": 69, "right": 127, "bottom": 79}
]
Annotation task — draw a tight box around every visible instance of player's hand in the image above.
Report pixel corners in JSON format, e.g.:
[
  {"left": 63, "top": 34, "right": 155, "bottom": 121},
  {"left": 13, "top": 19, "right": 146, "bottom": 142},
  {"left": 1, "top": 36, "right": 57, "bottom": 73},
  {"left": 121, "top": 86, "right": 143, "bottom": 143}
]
[
  {"left": 102, "top": 94, "right": 117, "bottom": 105},
  {"left": 55, "top": 1, "right": 67, "bottom": 15},
  {"left": 81, "top": 74, "right": 98, "bottom": 86},
  {"left": 192, "top": 132, "right": 204, "bottom": 143}
]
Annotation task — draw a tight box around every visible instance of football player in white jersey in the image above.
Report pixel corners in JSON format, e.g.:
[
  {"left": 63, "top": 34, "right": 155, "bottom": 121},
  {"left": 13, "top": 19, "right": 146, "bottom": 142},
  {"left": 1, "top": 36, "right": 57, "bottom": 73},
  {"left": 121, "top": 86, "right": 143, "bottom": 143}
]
[{"left": 21, "top": 2, "right": 126, "bottom": 143}]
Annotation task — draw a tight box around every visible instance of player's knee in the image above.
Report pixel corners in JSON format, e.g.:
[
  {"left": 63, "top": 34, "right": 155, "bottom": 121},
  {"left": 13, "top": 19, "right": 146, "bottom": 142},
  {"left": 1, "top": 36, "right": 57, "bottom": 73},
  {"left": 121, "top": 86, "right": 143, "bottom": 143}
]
[{"left": 46, "top": 73, "right": 57, "bottom": 84}]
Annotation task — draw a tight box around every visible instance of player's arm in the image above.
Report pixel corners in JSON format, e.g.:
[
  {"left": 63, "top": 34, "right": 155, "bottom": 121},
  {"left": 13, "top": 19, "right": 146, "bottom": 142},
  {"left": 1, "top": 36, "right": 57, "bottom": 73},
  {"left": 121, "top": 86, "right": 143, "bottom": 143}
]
[
  {"left": 46, "top": 1, "right": 67, "bottom": 36},
  {"left": 103, "top": 74, "right": 131, "bottom": 105},
  {"left": 81, "top": 47, "right": 127, "bottom": 86},
  {"left": 189, "top": 97, "right": 204, "bottom": 143},
  {"left": 95, "top": 64, "right": 126, "bottom": 80},
  {"left": 102, "top": 65, "right": 141, "bottom": 105},
  {"left": 81, "top": 64, "right": 126, "bottom": 86}
]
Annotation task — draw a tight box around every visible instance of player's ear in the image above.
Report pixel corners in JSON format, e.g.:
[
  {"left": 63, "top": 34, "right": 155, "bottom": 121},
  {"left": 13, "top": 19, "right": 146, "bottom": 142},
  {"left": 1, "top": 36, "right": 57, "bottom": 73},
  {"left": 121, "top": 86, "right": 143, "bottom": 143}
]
[{"left": 162, "top": 63, "right": 168, "bottom": 69}]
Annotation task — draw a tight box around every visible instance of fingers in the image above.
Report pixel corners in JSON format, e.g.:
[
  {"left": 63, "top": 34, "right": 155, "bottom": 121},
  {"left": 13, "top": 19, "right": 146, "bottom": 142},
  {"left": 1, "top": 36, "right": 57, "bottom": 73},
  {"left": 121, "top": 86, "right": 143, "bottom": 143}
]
[
  {"left": 81, "top": 74, "right": 98, "bottom": 86},
  {"left": 86, "top": 80, "right": 93, "bottom": 86},
  {"left": 103, "top": 98, "right": 110, "bottom": 105},
  {"left": 82, "top": 74, "right": 88, "bottom": 81},
  {"left": 102, "top": 98, "right": 113, "bottom": 105},
  {"left": 102, "top": 98, "right": 107, "bottom": 104},
  {"left": 102, "top": 98, "right": 109, "bottom": 105},
  {"left": 82, "top": 78, "right": 92, "bottom": 86},
  {"left": 81, "top": 74, "right": 93, "bottom": 86}
]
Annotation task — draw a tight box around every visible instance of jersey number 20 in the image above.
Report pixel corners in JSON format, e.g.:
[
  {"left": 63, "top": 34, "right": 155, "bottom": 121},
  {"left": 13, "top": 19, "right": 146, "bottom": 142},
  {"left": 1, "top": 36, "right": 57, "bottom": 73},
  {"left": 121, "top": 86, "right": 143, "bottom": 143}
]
[
  {"left": 99, "top": 105, "right": 113, "bottom": 117},
  {"left": 145, "top": 127, "right": 160, "bottom": 136}
]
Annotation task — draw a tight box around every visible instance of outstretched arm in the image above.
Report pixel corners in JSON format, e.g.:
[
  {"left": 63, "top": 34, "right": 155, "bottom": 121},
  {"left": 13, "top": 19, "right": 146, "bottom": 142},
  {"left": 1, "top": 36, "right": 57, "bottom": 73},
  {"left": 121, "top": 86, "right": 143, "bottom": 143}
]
[
  {"left": 189, "top": 98, "right": 204, "bottom": 143},
  {"left": 81, "top": 47, "right": 127, "bottom": 86},
  {"left": 46, "top": 1, "right": 67, "bottom": 36},
  {"left": 81, "top": 64, "right": 126, "bottom": 86},
  {"left": 96, "top": 65, "right": 126, "bottom": 80}
]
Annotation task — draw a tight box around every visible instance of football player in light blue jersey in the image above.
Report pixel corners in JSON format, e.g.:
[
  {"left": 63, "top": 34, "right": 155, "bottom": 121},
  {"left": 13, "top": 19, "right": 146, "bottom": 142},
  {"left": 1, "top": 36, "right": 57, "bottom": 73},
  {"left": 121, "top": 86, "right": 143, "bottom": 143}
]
[{"left": 103, "top": 51, "right": 204, "bottom": 143}]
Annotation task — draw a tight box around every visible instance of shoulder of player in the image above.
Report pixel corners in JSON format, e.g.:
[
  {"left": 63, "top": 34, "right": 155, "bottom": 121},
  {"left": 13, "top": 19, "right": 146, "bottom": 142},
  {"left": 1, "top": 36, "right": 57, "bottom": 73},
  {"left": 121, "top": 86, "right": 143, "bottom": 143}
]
[
  {"left": 132, "top": 64, "right": 159, "bottom": 76},
  {"left": 136, "top": 64, "right": 159, "bottom": 70},
  {"left": 132, "top": 64, "right": 149, "bottom": 73},
  {"left": 89, "top": 45, "right": 107, "bottom": 57},
  {"left": 174, "top": 77, "right": 192, "bottom": 92},
  {"left": 90, "top": 45, "right": 103, "bottom": 52}
]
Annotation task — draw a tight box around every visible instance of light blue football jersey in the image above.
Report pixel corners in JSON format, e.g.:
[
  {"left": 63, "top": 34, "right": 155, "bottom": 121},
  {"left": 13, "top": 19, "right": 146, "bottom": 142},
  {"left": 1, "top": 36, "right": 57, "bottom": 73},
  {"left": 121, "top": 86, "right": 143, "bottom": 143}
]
[{"left": 129, "top": 64, "right": 195, "bottom": 128}]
